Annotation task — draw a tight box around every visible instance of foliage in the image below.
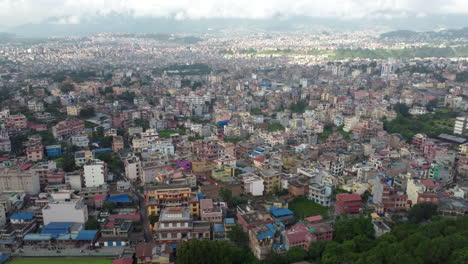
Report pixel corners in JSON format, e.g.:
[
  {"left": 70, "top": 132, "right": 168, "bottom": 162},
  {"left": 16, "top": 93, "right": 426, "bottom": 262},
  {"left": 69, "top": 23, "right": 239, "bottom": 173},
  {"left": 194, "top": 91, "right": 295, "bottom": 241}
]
[
  {"left": 250, "top": 108, "right": 264, "bottom": 116},
  {"left": 288, "top": 196, "right": 328, "bottom": 219},
  {"left": 85, "top": 219, "right": 100, "bottom": 230},
  {"left": 60, "top": 83, "right": 75, "bottom": 93},
  {"left": 227, "top": 225, "right": 249, "bottom": 247},
  {"left": 56, "top": 153, "right": 77, "bottom": 172},
  {"left": 189, "top": 136, "right": 204, "bottom": 142},
  {"left": 384, "top": 114, "right": 453, "bottom": 140},
  {"left": 289, "top": 100, "right": 308, "bottom": 114},
  {"left": 177, "top": 239, "right": 258, "bottom": 264},
  {"left": 393, "top": 103, "right": 410, "bottom": 117},
  {"left": 96, "top": 152, "right": 123, "bottom": 174},
  {"left": 79, "top": 107, "right": 95, "bottom": 118},
  {"left": 157, "top": 129, "right": 185, "bottom": 139},
  {"left": 149, "top": 213, "right": 158, "bottom": 225},
  {"left": 8, "top": 259, "right": 112, "bottom": 264},
  {"left": 102, "top": 202, "right": 116, "bottom": 212},
  {"left": 268, "top": 123, "right": 285, "bottom": 132},
  {"left": 134, "top": 118, "right": 149, "bottom": 131},
  {"left": 220, "top": 187, "right": 248, "bottom": 208},
  {"left": 333, "top": 215, "right": 375, "bottom": 243},
  {"left": 456, "top": 71, "right": 468, "bottom": 82},
  {"left": 408, "top": 203, "right": 438, "bottom": 223}
]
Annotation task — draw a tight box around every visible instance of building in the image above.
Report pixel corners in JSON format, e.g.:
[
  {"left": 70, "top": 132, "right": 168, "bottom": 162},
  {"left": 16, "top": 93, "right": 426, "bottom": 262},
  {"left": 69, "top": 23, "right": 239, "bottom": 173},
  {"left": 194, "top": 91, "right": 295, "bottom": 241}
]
[
  {"left": 0, "top": 169, "right": 40, "bottom": 194},
  {"left": 307, "top": 182, "right": 332, "bottom": 207},
  {"left": 71, "top": 134, "right": 89, "bottom": 148},
  {"left": 259, "top": 169, "right": 281, "bottom": 194},
  {"left": 154, "top": 207, "right": 196, "bottom": 243},
  {"left": 124, "top": 155, "right": 142, "bottom": 181},
  {"left": 454, "top": 116, "right": 468, "bottom": 135},
  {"left": 6, "top": 114, "right": 27, "bottom": 130},
  {"left": 144, "top": 185, "right": 199, "bottom": 217},
  {"left": 45, "top": 145, "right": 62, "bottom": 158},
  {"left": 249, "top": 222, "right": 285, "bottom": 260},
  {"left": 200, "top": 199, "right": 223, "bottom": 223},
  {"left": 135, "top": 242, "right": 170, "bottom": 264},
  {"left": 269, "top": 206, "right": 295, "bottom": 225},
  {"left": 284, "top": 222, "right": 316, "bottom": 251},
  {"left": 66, "top": 105, "right": 81, "bottom": 116},
  {"left": 42, "top": 198, "right": 88, "bottom": 225},
  {"left": 242, "top": 175, "right": 264, "bottom": 196},
  {"left": 335, "top": 193, "right": 362, "bottom": 215},
  {"left": 237, "top": 211, "right": 274, "bottom": 233},
  {"left": 372, "top": 178, "right": 408, "bottom": 212},
  {"left": 83, "top": 159, "right": 108, "bottom": 188},
  {"left": 406, "top": 178, "right": 440, "bottom": 206},
  {"left": 25, "top": 146, "right": 44, "bottom": 162},
  {"left": 52, "top": 119, "right": 85, "bottom": 139},
  {"left": 112, "top": 136, "right": 124, "bottom": 152}
]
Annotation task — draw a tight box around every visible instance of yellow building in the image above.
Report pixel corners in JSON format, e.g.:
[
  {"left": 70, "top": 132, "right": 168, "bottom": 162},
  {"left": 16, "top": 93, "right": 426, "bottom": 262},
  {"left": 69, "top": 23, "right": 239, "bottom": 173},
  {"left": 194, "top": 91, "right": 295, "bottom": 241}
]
[
  {"left": 211, "top": 166, "right": 235, "bottom": 182},
  {"left": 144, "top": 185, "right": 199, "bottom": 217},
  {"left": 191, "top": 160, "right": 214, "bottom": 176},
  {"left": 259, "top": 169, "right": 280, "bottom": 194},
  {"left": 66, "top": 105, "right": 81, "bottom": 116}
]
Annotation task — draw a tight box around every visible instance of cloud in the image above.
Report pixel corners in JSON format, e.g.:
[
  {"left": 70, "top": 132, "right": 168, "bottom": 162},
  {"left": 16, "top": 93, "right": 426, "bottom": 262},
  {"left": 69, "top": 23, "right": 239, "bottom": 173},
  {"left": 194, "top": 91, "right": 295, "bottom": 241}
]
[{"left": 0, "top": 0, "right": 468, "bottom": 26}]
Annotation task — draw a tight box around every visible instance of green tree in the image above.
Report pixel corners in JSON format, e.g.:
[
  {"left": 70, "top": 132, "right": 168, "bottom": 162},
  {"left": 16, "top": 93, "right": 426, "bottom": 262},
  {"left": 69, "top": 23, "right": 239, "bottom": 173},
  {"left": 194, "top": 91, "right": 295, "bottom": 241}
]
[
  {"left": 177, "top": 240, "right": 248, "bottom": 264},
  {"left": 408, "top": 203, "right": 438, "bottom": 223},
  {"left": 284, "top": 246, "right": 306, "bottom": 263},
  {"left": 85, "top": 219, "right": 100, "bottom": 230},
  {"left": 60, "top": 83, "right": 75, "bottom": 93},
  {"left": 149, "top": 214, "right": 158, "bottom": 225},
  {"left": 308, "top": 240, "right": 328, "bottom": 260},
  {"left": 333, "top": 215, "right": 374, "bottom": 243},
  {"left": 102, "top": 202, "right": 116, "bottom": 212},
  {"left": 79, "top": 107, "right": 95, "bottom": 118},
  {"left": 227, "top": 225, "right": 249, "bottom": 247}
]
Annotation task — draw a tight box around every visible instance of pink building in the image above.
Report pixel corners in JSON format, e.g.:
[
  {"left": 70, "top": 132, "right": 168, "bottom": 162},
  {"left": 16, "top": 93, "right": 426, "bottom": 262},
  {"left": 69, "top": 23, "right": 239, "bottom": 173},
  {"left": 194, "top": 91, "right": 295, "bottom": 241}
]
[{"left": 200, "top": 199, "right": 223, "bottom": 223}]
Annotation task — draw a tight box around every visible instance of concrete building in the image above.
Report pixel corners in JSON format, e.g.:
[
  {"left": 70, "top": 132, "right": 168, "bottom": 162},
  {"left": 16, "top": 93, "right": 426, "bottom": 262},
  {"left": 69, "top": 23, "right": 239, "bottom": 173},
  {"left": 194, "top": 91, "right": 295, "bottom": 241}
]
[
  {"left": 144, "top": 185, "right": 199, "bottom": 217},
  {"left": 200, "top": 199, "right": 223, "bottom": 223},
  {"left": 124, "top": 155, "right": 142, "bottom": 181},
  {"left": 52, "top": 119, "right": 85, "bottom": 139},
  {"left": 0, "top": 169, "right": 40, "bottom": 195},
  {"left": 259, "top": 169, "right": 281, "bottom": 194},
  {"left": 335, "top": 193, "right": 362, "bottom": 215},
  {"left": 71, "top": 134, "right": 89, "bottom": 148},
  {"left": 83, "top": 159, "right": 107, "bottom": 188},
  {"left": 242, "top": 175, "right": 265, "bottom": 196},
  {"left": 307, "top": 182, "right": 332, "bottom": 207},
  {"left": 454, "top": 116, "right": 468, "bottom": 135},
  {"left": 42, "top": 198, "right": 88, "bottom": 225}
]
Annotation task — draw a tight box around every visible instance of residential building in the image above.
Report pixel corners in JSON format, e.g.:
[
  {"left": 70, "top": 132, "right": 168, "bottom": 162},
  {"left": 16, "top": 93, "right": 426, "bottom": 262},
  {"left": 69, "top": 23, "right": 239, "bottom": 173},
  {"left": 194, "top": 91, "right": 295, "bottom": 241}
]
[
  {"left": 135, "top": 242, "right": 170, "bottom": 264},
  {"left": 0, "top": 169, "right": 40, "bottom": 194},
  {"left": 242, "top": 175, "right": 264, "bottom": 196},
  {"left": 454, "top": 116, "right": 468, "bottom": 135},
  {"left": 259, "top": 169, "right": 281, "bottom": 194},
  {"left": 124, "top": 155, "right": 142, "bottom": 181},
  {"left": 307, "top": 182, "right": 333, "bottom": 207},
  {"left": 144, "top": 185, "right": 199, "bottom": 216},
  {"left": 42, "top": 198, "right": 88, "bottom": 225},
  {"left": 83, "top": 159, "right": 108, "bottom": 188},
  {"left": 71, "top": 134, "right": 89, "bottom": 148},
  {"left": 335, "top": 193, "right": 362, "bottom": 215},
  {"left": 200, "top": 199, "right": 223, "bottom": 223},
  {"left": 52, "top": 119, "right": 85, "bottom": 139}
]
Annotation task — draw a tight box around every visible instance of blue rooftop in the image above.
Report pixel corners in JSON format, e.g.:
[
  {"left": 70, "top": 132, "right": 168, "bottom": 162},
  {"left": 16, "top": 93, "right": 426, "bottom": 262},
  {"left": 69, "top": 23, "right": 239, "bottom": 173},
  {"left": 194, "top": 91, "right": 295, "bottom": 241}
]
[
  {"left": 224, "top": 218, "right": 235, "bottom": 224},
  {"left": 10, "top": 212, "right": 34, "bottom": 220},
  {"left": 106, "top": 194, "right": 132, "bottom": 203},
  {"left": 257, "top": 223, "right": 277, "bottom": 240},
  {"left": 197, "top": 193, "right": 204, "bottom": 200},
  {"left": 249, "top": 151, "right": 261, "bottom": 156},
  {"left": 254, "top": 148, "right": 265, "bottom": 152},
  {"left": 269, "top": 206, "right": 293, "bottom": 218},
  {"left": 216, "top": 120, "right": 230, "bottom": 127},
  {"left": 75, "top": 230, "right": 98, "bottom": 241},
  {"left": 44, "top": 222, "right": 74, "bottom": 229}
]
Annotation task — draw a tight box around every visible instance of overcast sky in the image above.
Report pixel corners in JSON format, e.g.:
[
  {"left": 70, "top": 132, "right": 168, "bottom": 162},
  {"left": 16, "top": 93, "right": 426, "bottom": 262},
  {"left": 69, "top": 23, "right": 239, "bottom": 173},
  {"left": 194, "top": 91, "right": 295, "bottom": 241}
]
[{"left": 1, "top": 0, "right": 468, "bottom": 27}]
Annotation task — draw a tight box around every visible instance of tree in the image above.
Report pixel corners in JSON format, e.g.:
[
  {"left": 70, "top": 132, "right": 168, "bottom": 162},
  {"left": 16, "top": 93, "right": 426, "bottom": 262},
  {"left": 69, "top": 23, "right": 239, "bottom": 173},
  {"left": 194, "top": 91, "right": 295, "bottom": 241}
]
[
  {"left": 60, "top": 83, "right": 75, "bottom": 93},
  {"left": 393, "top": 103, "right": 410, "bottom": 117},
  {"left": 284, "top": 246, "right": 306, "bottom": 263},
  {"left": 79, "top": 107, "right": 95, "bottom": 118},
  {"left": 134, "top": 118, "right": 150, "bottom": 131},
  {"left": 85, "top": 219, "right": 100, "bottom": 230},
  {"left": 60, "top": 153, "right": 76, "bottom": 172},
  {"left": 103, "top": 202, "right": 116, "bottom": 212},
  {"left": 227, "top": 225, "right": 249, "bottom": 247},
  {"left": 408, "top": 203, "right": 438, "bottom": 223},
  {"left": 333, "top": 215, "right": 374, "bottom": 243},
  {"left": 308, "top": 240, "right": 328, "bottom": 260},
  {"left": 177, "top": 240, "right": 250, "bottom": 264},
  {"left": 149, "top": 214, "right": 158, "bottom": 225},
  {"left": 220, "top": 187, "right": 233, "bottom": 203}
]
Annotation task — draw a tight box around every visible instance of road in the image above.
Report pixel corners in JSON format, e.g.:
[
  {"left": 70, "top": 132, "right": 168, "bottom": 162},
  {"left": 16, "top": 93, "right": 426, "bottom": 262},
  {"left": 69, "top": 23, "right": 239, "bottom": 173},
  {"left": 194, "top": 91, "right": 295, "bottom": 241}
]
[{"left": 133, "top": 188, "right": 154, "bottom": 243}]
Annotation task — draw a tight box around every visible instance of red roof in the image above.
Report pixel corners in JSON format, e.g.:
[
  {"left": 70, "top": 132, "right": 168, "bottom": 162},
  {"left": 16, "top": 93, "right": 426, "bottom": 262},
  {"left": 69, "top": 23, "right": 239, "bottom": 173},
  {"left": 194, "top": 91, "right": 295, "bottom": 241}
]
[
  {"left": 421, "top": 179, "right": 438, "bottom": 188},
  {"left": 285, "top": 223, "right": 316, "bottom": 244},
  {"left": 106, "top": 222, "right": 116, "bottom": 228},
  {"left": 20, "top": 163, "right": 33, "bottom": 171},
  {"left": 305, "top": 215, "right": 323, "bottom": 223},
  {"left": 336, "top": 193, "right": 362, "bottom": 202},
  {"left": 93, "top": 194, "right": 107, "bottom": 201},
  {"left": 108, "top": 212, "right": 141, "bottom": 221},
  {"left": 254, "top": 156, "right": 265, "bottom": 163}
]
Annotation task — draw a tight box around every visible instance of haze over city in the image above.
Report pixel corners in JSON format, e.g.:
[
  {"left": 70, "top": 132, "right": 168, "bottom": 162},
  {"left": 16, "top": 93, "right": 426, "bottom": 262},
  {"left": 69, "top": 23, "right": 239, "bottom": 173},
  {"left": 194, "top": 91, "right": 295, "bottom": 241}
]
[{"left": 0, "top": 1, "right": 468, "bottom": 264}]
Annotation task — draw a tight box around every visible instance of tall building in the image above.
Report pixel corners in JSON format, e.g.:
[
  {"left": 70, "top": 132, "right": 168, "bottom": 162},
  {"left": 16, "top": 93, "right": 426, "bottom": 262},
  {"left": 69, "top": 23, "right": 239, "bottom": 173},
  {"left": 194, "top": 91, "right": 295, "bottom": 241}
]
[
  {"left": 0, "top": 169, "right": 40, "bottom": 194},
  {"left": 83, "top": 159, "right": 107, "bottom": 188},
  {"left": 144, "top": 184, "right": 199, "bottom": 216},
  {"left": 454, "top": 116, "right": 468, "bottom": 135}
]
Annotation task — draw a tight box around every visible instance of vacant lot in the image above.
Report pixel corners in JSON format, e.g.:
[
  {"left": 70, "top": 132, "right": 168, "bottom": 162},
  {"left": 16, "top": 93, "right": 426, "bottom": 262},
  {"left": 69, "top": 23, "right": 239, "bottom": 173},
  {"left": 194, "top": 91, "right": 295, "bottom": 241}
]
[
  {"left": 9, "top": 258, "right": 113, "bottom": 264},
  {"left": 288, "top": 196, "right": 329, "bottom": 219}
]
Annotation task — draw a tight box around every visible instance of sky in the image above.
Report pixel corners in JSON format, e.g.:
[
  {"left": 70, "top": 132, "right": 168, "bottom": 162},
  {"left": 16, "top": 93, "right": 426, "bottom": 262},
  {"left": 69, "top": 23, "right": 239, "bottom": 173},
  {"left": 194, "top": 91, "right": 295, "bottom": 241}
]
[{"left": 1, "top": 0, "right": 468, "bottom": 27}]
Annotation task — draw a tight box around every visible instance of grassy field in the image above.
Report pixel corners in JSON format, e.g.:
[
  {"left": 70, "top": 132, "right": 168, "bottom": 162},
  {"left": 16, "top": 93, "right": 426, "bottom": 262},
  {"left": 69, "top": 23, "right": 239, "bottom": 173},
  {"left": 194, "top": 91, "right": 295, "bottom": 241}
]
[
  {"left": 288, "top": 196, "right": 329, "bottom": 219},
  {"left": 9, "top": 258, "right": 113, "bottom": 264}
]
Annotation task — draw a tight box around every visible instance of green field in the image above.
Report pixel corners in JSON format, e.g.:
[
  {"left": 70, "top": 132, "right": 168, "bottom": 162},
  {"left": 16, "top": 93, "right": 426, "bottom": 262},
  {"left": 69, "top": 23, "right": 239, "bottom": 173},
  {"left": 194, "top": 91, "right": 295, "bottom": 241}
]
[
  {"left": 288, "top": 196, "right": 329, "bottom": 219},
  {"left": 9, "top": 258, "right": 113, "bottom": 264}
]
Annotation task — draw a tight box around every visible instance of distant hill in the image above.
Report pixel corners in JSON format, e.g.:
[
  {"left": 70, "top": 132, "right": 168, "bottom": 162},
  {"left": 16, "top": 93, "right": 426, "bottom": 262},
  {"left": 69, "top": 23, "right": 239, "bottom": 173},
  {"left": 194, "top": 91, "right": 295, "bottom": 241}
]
[{"left": 380, "top": 27, "right": 468, "bottom": 42}]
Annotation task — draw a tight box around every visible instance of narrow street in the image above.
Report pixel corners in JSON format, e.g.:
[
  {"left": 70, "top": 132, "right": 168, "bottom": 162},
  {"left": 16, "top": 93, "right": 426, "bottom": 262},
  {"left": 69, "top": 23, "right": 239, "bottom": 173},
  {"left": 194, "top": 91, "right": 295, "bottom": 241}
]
[{"left": 133, "top": 189, "right": 154, "bottom": 243}]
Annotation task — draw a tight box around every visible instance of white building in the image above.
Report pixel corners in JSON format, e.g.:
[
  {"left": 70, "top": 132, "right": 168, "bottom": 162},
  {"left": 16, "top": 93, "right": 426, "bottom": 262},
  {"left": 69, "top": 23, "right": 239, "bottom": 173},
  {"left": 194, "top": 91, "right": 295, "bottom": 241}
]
[
  {"left": 42, "top": 198, "right": 88, "bottom": 225},
  {"left": 71, "top": 134, "right": 89, "bottom": 148},
  {"left": 454, "top": 116, "right": 468, "bottom": 135},
  {"left": 83, "top": 159, "right": 107, "bottom": 188},
  {"left": 124, "top": 154, "right": 142, "bottom": 181},
  {"left": 242, "top": 175, "right": 264, "bottom": 196},
  {"left": 343, "top": 116, "right": 359, "bottom": 132}
]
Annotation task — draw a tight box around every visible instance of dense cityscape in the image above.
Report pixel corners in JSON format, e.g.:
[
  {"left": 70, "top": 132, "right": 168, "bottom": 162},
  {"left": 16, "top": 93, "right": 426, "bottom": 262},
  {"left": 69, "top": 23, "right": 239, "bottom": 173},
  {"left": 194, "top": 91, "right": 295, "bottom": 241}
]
[{"left": 1, "top": 2, "right": 468, "bottom": 264}]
